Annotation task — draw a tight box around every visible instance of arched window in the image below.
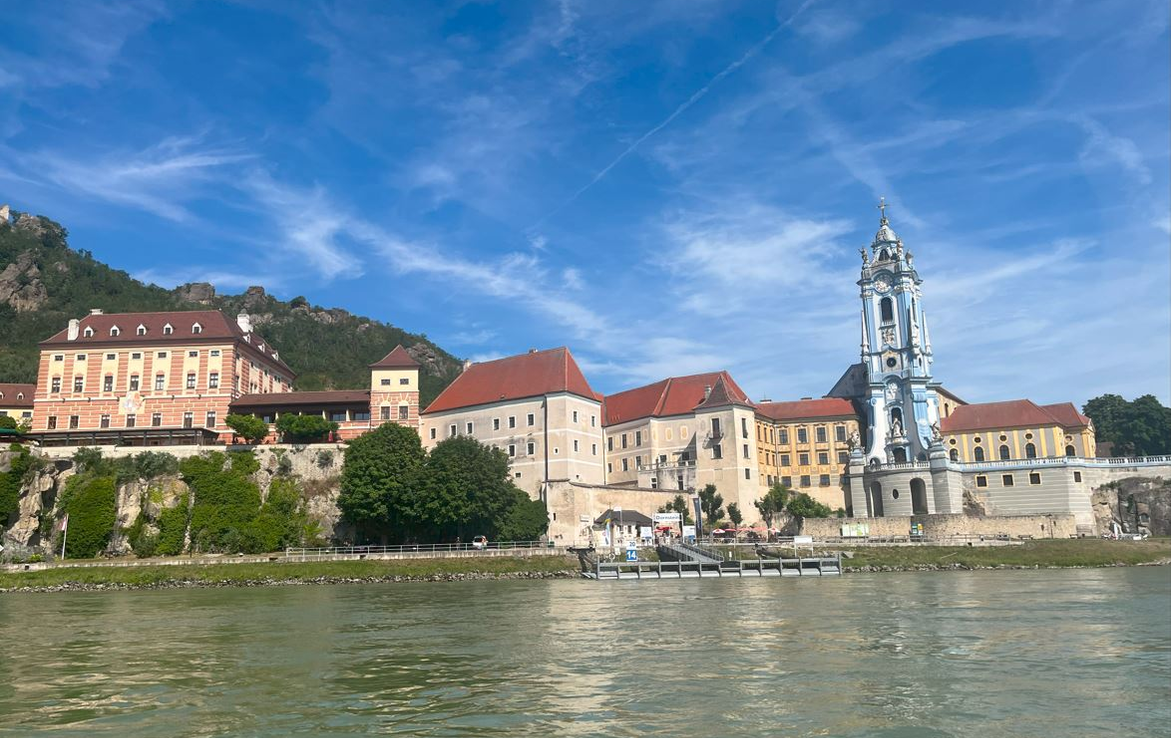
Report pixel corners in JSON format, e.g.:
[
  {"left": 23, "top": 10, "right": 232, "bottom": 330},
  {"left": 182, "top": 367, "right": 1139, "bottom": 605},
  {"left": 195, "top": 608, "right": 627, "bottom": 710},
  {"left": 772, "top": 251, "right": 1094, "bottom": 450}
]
[
  {"left": 83, "top": 326, "right": 94, "bottom": 337},
  {"left": 890, "top": 407, "right": 903, "bottom": 428},
  {"left": 1065, "top": 445, "right": 1076, "bottom": 457},
  {"left": 878, "top": 249, "right": 890, "bottom": 261},
  {"left": 110, "top": 326, "right": 120, "bottom": 336},
  {"left": 163, "top": 323, "right": 173, "bottom": 335},
  {"left": 1025, "top": 443, "right": 1036, "bottom": 459},
  {"left": 974, "top": 446, "right": 985, "bottom": 462},
  {"left": 137, "top": 325, "right": 147, "bottom": 336},
  {"left": 949, "top": 448, "right": 958, "bottom": 461},
  {"left": 998, "top": 445, "right": 1011, "bottom": 460},
  {"left": 880, "top": 297, "right": 893, "bottom": 323},
  {"left": 192, "top": 323, "right": 202, "bottom": 334}
]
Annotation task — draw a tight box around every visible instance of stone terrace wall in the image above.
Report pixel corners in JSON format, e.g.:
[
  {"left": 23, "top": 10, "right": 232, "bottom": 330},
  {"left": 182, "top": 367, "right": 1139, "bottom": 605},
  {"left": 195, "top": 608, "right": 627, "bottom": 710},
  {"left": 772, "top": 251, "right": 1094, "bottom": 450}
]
[{"left": 801, "top": 513, "right": 1078, "bottom": 540}]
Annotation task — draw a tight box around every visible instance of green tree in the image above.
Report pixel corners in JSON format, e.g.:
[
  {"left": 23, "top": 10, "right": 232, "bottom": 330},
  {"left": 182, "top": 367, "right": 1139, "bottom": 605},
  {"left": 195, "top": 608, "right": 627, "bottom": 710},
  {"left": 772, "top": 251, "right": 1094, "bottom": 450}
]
[
  {"left": 658, "top": 495, "right": 692, "bottom": 525},
  {"left": 1084, "top": 393, "right": 1171, "bottom": 456},
  {"left": 338, "top": 423, "right": 425, "bottom": 543},
  {"left": 182, "top": 451, "right": 263, "bottom": 553},
  {"left": 785, "top": 492, "right": 833, "bottom": 520},
  {"left": 276, "top": 414, "right": 337, "bottom": 443},
  {"left": 61, "top": 475, "right": 118, "bottom": 558},
  {"left": 698, "top": 483, "right": 724, "bottom": 528},
  {"left": 1083, "top": 394, "right": 1128, "bottom": 451},
  {"left": 755, "top": 483, "right": 791, "bottom": 529},
  {"left": 727, "top": 502, "right": 743, "bottom": 527},
  {"left": 417, "top": 435, "right": 530, "bottom": 541},
  {"left": 249, "top": 478, "right": 311, "bottom": 552},
  {"left": 225, "top": 414, "right": 270, "bottom": 444},
  {"left": 498, "top": 494, "right": 550, "bottom": 541},
  {"left": 0, "top": 416, "right": 16, "bottom": 430}
]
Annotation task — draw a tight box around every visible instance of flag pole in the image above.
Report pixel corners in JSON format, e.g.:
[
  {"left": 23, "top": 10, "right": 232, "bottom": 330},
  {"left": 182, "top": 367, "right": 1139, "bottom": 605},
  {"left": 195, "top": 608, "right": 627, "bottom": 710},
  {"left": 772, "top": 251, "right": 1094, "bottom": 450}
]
[{"left": 59, "top": 515, "right": 68, "bottom": 559}]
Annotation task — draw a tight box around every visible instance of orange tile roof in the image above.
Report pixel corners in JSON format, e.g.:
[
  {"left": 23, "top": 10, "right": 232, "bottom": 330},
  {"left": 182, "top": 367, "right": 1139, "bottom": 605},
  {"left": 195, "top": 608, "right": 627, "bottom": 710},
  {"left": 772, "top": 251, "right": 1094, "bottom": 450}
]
[
  {"left": 940, "top": 399, "right": 1079, "bottom": 433},
  {"left": 1039, "top": 402, "right": 1092, "bottom": 428},
  {"left": 423, "top": 347, "right": 598, "bottom": 414},
  {"left": 603, "top": 371, "right": 749, "bottom": 425},
  {"left": 755, "top": 397, "right": 858, "bottom": 421},
  {"left": 39, "top": 310, "right": 291, "bottom": 373},
  {"left": 369, "top": 344, "right": 420, "bottom": 369},
  {"left": 694, "top": 375, "right": 755, "bottom": 411},
  {"left": 0, "top": 383, "right": 35, "bottom": 408}
]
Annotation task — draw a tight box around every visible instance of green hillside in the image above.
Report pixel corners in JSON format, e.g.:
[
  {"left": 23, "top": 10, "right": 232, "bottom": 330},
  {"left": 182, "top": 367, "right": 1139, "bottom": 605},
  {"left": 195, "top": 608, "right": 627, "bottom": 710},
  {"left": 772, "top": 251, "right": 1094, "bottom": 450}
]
[{"left": 0, "top": 210, "right": 461, "bottom": 406}]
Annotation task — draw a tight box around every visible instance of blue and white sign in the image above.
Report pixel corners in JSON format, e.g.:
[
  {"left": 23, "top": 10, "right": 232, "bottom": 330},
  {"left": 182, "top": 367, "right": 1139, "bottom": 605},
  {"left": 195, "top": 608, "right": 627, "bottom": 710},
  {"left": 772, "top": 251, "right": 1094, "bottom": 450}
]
[{"left": 625, "top": 541, "right": 638, "bottom": 562}]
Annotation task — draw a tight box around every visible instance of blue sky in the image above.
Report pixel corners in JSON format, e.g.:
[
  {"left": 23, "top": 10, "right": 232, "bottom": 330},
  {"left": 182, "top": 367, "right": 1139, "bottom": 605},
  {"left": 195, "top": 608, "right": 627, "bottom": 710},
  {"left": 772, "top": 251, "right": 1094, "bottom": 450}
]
[{"left": 1, "top": 0, "right": 1168, "bottom": 406}]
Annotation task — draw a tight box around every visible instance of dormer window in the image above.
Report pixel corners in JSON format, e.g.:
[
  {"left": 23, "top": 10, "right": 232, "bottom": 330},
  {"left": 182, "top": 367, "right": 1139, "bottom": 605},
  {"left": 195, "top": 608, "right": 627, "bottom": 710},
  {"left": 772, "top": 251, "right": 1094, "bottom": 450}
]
[
  {"left": 163, "top": 323, "right": 173, "bottom": 335},
  {"left": 137, "top": 325, "right": 147, "bottom": 336},
  {"left": 83, "top": 326, "right": 94, "bottom": 337},
  {"left": 110, "top": 326, "right": 120, "bottom": 337},
  {"left": 192, "top": 323, "right": 202, "bottom": 334}
]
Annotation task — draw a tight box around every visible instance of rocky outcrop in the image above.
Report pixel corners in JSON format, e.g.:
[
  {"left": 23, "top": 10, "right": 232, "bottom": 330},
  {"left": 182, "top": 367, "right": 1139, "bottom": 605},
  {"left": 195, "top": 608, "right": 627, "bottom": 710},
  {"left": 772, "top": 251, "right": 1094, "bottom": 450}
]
[
  {"left": 107, "top": 476, "right": 190, "bottom": 555},
  {"left": 1091, "top": 476, "right": 1171, "bottom": 537},
  {"left": 0, "top": 251, "right": 49, "bottom": 312},
  {"left": 174, "top": 281, "right": 216, "bottom": 304},
  {"left": 408, "top": 343, "right": 458, "bottom": 379}
]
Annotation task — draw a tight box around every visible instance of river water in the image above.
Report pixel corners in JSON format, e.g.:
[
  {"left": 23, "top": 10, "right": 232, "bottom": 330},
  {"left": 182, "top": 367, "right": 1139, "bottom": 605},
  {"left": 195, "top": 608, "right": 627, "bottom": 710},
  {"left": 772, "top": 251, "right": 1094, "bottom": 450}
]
[{"left": 1, "top": 567, "right": 1168, "bottom": 737}]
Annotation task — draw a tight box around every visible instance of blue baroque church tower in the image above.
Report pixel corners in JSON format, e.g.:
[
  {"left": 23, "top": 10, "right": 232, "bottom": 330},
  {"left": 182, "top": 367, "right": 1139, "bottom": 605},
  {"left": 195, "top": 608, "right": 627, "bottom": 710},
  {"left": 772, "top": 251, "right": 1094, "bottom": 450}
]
[{"left": 857, "top": 201, "right": 942, "bottom": 464}]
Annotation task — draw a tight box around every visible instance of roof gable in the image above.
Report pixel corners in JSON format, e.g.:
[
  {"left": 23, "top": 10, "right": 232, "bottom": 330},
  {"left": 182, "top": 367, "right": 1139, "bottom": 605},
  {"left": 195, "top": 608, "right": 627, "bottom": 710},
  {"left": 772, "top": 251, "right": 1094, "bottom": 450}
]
[
  {"left": 603, "top": 371, "right": 749, "bottom": 425},
  {"left": 423, "top": 347, "right": 598, "bottom": 414},
  {"left": 370, "top": 344, "right": 420, "bottom": 369},
  {"left": 694, "top": 375, "right": 755, "bottom": 412},
  {"left": 1039, "top": 402, "right": 1091, "bottom": 428}
]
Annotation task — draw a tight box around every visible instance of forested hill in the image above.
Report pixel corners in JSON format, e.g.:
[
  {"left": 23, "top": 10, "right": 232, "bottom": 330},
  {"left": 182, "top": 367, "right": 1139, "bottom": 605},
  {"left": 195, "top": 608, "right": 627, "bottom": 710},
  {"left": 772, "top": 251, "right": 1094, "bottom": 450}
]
[{"left": 0, "top": 209, "right": 462, "bottom": 406}]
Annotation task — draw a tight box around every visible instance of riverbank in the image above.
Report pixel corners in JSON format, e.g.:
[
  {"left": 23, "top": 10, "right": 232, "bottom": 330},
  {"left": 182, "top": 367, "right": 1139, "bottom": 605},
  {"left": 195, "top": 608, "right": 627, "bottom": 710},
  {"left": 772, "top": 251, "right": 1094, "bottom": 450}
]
[
  {"left": 838, "top": 538, "right": 1171, "bottom": 572},
  {"left": 0, "top": 555, "right": 581, "bottom": 592}
]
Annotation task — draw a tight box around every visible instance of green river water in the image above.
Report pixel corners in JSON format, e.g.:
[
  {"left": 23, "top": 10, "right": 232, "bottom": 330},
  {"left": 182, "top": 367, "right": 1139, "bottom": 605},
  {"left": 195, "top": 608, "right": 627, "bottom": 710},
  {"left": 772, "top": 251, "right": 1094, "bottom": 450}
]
[{"left": 1, "top": 567, "right": 1168, "bottom": 736}]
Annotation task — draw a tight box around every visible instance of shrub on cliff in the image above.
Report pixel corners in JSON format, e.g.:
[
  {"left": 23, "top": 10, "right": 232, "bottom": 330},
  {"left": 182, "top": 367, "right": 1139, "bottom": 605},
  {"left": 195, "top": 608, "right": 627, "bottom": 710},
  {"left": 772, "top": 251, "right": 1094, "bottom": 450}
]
[
  {"left": 61, "top": 475, "right": 118, "bottom": 558},
  {"left": 183, "top": 452, "right": 262, "bottom": 553},
  {"left": 0, "top": 444, "right": 36, "bottom": 527},
  {"left": 154, "top": 494, "right": 190, "bottom": 556},
  {"left": 249, "top": 478, "right": 311, "bottom": 552},
  {"left": 339, "top": 423, "right": 425, "bottom": 543}
]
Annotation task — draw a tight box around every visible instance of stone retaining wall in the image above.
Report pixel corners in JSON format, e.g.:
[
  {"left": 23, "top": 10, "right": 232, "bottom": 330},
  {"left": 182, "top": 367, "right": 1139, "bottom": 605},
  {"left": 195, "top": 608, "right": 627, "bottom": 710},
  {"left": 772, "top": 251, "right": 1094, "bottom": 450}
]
[{"left": 801, "top": 512, "right": 1078, "bottom": 540}]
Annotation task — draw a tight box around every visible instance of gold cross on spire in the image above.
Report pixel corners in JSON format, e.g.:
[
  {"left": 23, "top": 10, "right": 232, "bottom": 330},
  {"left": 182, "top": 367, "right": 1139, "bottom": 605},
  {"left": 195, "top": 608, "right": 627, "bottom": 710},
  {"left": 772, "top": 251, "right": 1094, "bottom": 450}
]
[{"left": 877, "top": 196, "right": 889, "bottom": 224}]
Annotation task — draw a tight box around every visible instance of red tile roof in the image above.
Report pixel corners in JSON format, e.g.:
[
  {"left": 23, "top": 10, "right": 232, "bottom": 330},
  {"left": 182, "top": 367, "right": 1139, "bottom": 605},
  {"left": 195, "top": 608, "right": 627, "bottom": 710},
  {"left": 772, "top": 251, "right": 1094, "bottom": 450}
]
[
  {"left": 232, "top": 390, "right": 370, "bottom": 408},
  {"left": 694, "top": 375, "right": 755, "bottom": 411},
  {"left": 940, "top": 399, "right": 1081, "bottom": 433},
  {"left": 370, "top": 345, "right": 420, "bottom": 369},
  {"left": 756, "top": 397, "right": 858, "bottom": 421},
  {"left": 423, "top": 347, "right": 598, "bottom": 414},
  {"left": 39, "top": 310, "right": 291, "bottom": 373},
  {"left": 1040, "top": 402, "right": 1092, "bottom": 428},
  {"left": 0, "top": 383, "right": 35, "bottom": 408},
  {"left": 603, "top": 371, "right": 749, "bottom": 425}
]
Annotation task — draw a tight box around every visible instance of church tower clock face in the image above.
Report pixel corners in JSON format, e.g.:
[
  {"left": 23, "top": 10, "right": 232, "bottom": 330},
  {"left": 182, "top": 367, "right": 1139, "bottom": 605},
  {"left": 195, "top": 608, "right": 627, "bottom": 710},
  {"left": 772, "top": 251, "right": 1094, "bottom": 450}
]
[{"left": 873, "top": 273, "right": 892, "bottom": 293}]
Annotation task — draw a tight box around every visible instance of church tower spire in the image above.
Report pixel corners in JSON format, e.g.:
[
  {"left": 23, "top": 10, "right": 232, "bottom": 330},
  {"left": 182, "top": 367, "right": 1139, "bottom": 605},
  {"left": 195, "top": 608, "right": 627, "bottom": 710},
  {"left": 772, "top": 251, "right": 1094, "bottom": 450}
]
[{"left": 856, "top": 199, "right": 941, "bottom": 465}]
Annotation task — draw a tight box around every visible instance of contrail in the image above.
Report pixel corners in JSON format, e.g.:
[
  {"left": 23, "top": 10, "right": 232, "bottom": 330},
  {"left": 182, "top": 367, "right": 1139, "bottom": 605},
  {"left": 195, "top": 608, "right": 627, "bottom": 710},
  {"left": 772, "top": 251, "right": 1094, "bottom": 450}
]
[{"left": 533, "top": 0, "right": 819, "bottom": 227}]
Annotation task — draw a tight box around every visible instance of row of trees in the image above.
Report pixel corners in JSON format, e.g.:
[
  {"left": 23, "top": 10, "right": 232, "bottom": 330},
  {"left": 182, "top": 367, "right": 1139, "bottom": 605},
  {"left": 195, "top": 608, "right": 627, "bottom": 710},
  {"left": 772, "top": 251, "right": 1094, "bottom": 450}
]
[
  {"left": 337, "top": 424, "right": 548, "bottom": 544},
  {"left": 657, "top": 482, "right": 835, "bottom": 532},
  {"left": 224, "top": 413, "right": 339, "bottom": 444},
  {"left": 1082, "top": 394, "right": 1171, "bottom": 457}
]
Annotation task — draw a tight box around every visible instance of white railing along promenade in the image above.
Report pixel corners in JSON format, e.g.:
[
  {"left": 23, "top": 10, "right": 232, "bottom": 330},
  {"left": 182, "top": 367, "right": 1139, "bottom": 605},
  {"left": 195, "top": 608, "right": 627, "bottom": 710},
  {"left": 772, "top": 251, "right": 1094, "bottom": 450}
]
[{"left": 284, "top": 540, "right": 555, "bottom": 558}]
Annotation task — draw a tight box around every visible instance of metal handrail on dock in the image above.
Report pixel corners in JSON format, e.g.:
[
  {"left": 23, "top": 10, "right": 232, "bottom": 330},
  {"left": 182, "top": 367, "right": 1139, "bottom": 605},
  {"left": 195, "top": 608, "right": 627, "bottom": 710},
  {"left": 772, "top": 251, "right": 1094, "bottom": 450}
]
[{"left": 587, "top": 550, "right": 841, "bottom": 580}]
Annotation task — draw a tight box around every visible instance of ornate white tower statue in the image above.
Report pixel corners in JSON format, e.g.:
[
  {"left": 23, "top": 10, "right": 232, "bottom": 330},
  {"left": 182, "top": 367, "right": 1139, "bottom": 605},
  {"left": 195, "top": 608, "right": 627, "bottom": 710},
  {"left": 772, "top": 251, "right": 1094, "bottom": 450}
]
[{"left": 857, "top": 199, "right": 941, "bottom": 464}]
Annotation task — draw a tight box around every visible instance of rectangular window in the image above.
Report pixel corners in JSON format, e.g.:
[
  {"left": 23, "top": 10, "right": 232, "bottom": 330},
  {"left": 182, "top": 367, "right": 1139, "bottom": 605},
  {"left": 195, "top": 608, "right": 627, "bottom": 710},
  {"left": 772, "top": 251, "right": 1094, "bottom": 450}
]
[
  {"left": 635, "top": 430, "right": 642, "bottom": 446},
  {"left": 399, "top": 378, "right": 409, "bottom": 385},
  {"left": 838, "top": 451, "right": 849, "bottom": 464},
  {"left": 105, "top": 353, "right": 115, "bottom": 360},
  {"left": 354, "top": 411, "right": 370, "bottom": 421},
  {"left": 47, "top": 416, "right": 57, "bottom": 429},
  {"left": 816, "top": 426, "right": 827, "bottom": 443},
  {"left": 779, "top": 429, "right": 789, "bottom": 444},
  {"left": 126, "top": 414, "right": 137, "bottom": 428},
  {"left": 188, "top": 350, "right": 199, "bottom": 358},
  {"left": 592, "top": 443, "right": 597, "bottom": 456},
  {"left": 797, "top": 427, "right": 808, "bottom": 443},
  {"left": 591, "top": 415, "right": 596, "bottom": 427},
  {"left": 331, "top": 411, "right": 347, "bottom": 422},
  {"left": 157, "top": 351, "right": 167, "bottom": 359},
  {"left": 781, "top": 475, "right": 792, "bottom": 487},
  {"left": 381, "top": 406, "right": 391, "bottom": 420},
  {"left": 607, "top": 463, "right": 613, "bottom": 473},
  {"left": 152, "top": 413, "right": 162, "bottom": 427},
  {"left": 712, "top": 418, "right": 722, "bottom": 437},
  {"left": 466, "top": 421, "right": 474, "bottom": 434},
  {"left": 1074, "top": 471, "right": 1082, "bottom": 482},
  {"left": 429, "top": 427, "right": 437, "bottom": 440},
  {"left": 51, "top": 377, "right": 61, "bottom": 393},
  {"left": 154, "top": 375, "right": 165, "bottom": 391},
  {"left": 742, "top": 417, "right": 749, "bottom": 438},
  {"left": 527, "top": 413, "right": 535, "bottom": 426},
  {"left": 743, "top": 444, "right": 750, "bottom": 459},
  {"left": 380, "top": 378, "right": 391, "bottom": 386},
  {"left": 800, "top": 474, "right": 811, "bottom": 487},
  {"left": 527, "top": 441, "right": 535, "bottom": 455},
  {"left": 780, "top": 453, "right": 790, "bottom": 467},
  {"left": 836, "top": 425, "right": 847, "bottom": 442},
  {"left": 508, "top": 416, "right": 516, "bottom": 429},
  {"left": 799, "top": 452, "right": 810, "bottom": 466},
  {"left": 976, "top": 475, "right": 988, "bottom": 488},
  {"left": 509, "top": 444, "right": 516, "bottom": 457},
  {"left": 713, "top": 444, "right": 723, "bottom": 460},
  {"left": 573, "top": 439, "right": 579, "bottom": 452},
  {"left": 449, "top": 424, "right": 457, "bottom": 437},
  {"left": 186, "top": 373, "right": 196, "bottom": 389},
  {"left": 398, "top": 406, "right": 408, "bottom": 420},
  {"left": 622, "top": 434, "right": 628, "bottom": 449},
  {"left": 103, "top": 375, "right": 114, "bottom": 392},
  {"left": 744, "top": 468, "right": 751, "bottom": 480},
  {"left": 53, "top": 354, "right": 63, "bottom": 362},
  {"left": 493, "top": 418, "right": 500, "bottom": 430},
  {"left": 73, "top": 376, "right": 84, "bottom": 392},
  {"left": 206, "top": 412, "right": 216, "bottom": 428},
  {"left": 76, "top": 354, "right": 86, "bottom": 361},
  {"left": 1029, "top": 472, "right": 1041, "bottom": 485},
  {"left": 210, "top": 350, "right": 220, "bottom": 357},
  {"left": 608, "top": 437, "right": 614, "bottom": 451},
  {"left": 131, "top": 352, "right": 142, "bottom": 360},
  {"left": 129, "top": 375, "right": 140, "bottom": 391},
  {"left": 622, "top": 458, "right": 629, "bottom": 471},
  {"left": 183, "top": 412, "right": 193, "bottom": 429},
  {"left": 209, "top": 372, "right": 219, "bottom": 389},
  {"left": 572, "top": 410, "right": 578, "bottom": 423},
  {"left": 818, "top": 452, "right": 829, "bottom": 465},
  {"left": 99, "top": 414, "right": 110, "bottom": 428},
  {"left": 819, "top": 474, "right": 831, "bottom": 486},
  {"left": 1002, "top": 474, "right": 1014, "bottom": 487},
  {"left": 69, "top": 415, "right": 79, "bottom": 429}
]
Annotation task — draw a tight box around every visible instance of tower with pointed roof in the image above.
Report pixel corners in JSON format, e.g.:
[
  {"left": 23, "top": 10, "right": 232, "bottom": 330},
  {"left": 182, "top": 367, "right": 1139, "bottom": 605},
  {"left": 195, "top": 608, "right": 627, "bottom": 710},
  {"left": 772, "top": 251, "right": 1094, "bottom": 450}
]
[
  {"left": 857, "top": 201, "right": 941, "bottom": 465},
  {"left": 369, "top": 345, "right": 421, "bottom": 429}
]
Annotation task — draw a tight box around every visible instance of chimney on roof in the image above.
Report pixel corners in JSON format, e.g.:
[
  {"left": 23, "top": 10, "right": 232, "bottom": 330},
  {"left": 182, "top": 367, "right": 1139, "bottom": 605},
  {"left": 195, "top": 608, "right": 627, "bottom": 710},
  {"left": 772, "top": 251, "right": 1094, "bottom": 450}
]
[
  {"left": 89, "top": 308, "right": 103, "bottom": 315},
  {"left": 528, "top": 348, "right": 537, "bottom": 353},
  {"left": 703, "top": 385, "right": 712, "bottom": 400},
  {"left": 237, "top": 313, "right": 252, "bottom": 334},
  {"left": 462, "top": 359, "right": 472, "bottom": 373},
  {"left": 67, "top": 318, "right": 80, "bottom": 341}
]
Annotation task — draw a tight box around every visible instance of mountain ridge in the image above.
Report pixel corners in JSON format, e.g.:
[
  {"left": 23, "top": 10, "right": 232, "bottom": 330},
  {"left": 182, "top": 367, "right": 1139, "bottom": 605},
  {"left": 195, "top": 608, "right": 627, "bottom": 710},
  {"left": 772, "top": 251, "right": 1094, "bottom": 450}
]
[{"left": 0, "top": 209, "right": 462, "bottom": 406}]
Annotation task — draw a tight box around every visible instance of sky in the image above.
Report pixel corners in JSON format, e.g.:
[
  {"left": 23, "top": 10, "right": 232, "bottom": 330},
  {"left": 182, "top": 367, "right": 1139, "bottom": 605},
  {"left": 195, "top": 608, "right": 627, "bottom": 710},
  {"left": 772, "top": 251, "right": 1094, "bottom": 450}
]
[{"left": 0, "top": 0, "right": 1168, "bottom": 406}]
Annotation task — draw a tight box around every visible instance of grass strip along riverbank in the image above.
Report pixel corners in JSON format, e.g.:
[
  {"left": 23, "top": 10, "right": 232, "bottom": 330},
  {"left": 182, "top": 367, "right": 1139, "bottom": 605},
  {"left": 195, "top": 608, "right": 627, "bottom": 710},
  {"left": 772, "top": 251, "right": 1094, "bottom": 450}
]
[{"left": 2, "top": 539, "right": 1167, "bottom": 592}]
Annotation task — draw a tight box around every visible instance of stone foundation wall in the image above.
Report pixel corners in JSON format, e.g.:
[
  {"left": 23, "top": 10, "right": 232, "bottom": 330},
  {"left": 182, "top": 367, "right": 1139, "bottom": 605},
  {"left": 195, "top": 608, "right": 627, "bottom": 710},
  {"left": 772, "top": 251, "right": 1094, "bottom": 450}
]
[
  {"left": 545, "top": 480, "right": 686, "bottom": 546},
  {"left": 801, "top": 512, "right": 1078, "bottom": 540}
]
